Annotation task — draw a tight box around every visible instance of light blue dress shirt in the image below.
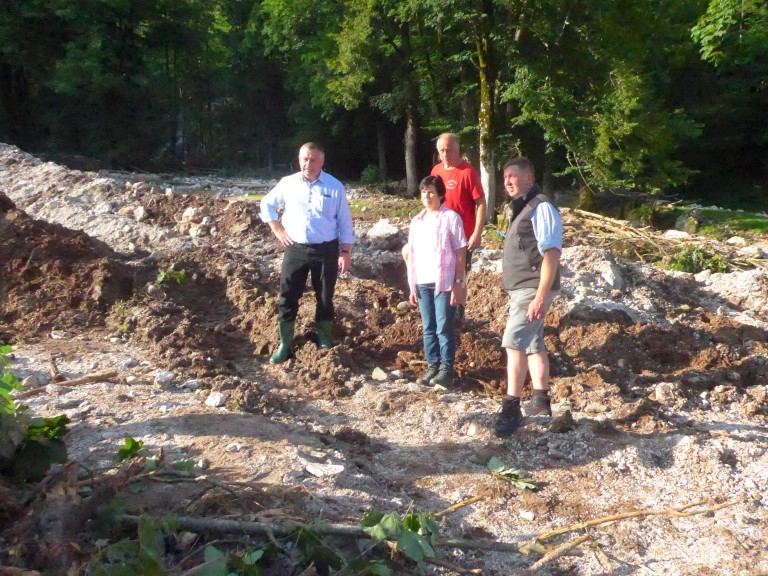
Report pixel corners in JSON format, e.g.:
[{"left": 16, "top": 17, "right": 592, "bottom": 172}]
[
  {"left": 259, "top": 171, "right": 355, "bottom": 245},
  {"left": 531, "top": 202, "right": 563, "bottom": 254}
]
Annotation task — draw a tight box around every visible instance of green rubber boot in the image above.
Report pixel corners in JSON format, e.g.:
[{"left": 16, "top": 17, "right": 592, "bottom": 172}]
[
  {"left": 317, "top": 320, "right": 333, "bottom": 349},
  {"left": 269, "top": 320, "right": 295, "bottom": 364}
]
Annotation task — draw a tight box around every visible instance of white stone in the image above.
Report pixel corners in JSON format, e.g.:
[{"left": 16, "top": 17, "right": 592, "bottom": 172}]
[
  {"left": 205, "top": 391, "right": 227, "bottom": 407},
  {"left": 50, "top": 330, "right": 71, "bottom": 340},
  {"left": 519, "top": 510, "right": 535, "bottom": 521},
  {"left": 225, "top": 443, "right": 242, "bottom": 452},
  {"left": 182, "top": 379, "right": 204, "bottom": 390},
  {"left": 21, "top": 375, "right": 41, "bottom": 388},
  {"left": 133, "top": 206, "right": 148, "bottom": 222},
  {"left": 663, "top": 230, "right": 691, "bottom": 239},
  {"left": 371, "top": 367, "right": 388, "bottom": 381},
  {"left": 726, "top": 236, "right": 747, "bottom": 246},
  {"left": 181, "top": 207, "right": 202, "bottom": 223},
  {"left": 154, "top": 371, "right": 176, "bottom": 387},
  {"left": 305, "top": 463, "right": 345, "bottom": 477}
]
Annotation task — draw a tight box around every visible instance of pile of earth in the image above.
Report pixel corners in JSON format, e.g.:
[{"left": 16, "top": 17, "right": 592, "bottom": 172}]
[{"left": 1, "top": 142, "right": 767, "bottom": 575}]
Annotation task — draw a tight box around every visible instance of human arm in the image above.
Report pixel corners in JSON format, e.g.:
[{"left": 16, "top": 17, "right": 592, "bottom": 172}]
[
  {"left": 260, "top": 181, "right": 294, "bottom": 247},
  {"left": 527, "top": 248, "right": 560, "bottom": 320},
  {"left": 450, "top": 246, "right": 467, "bottom": 306},
  {"left": 336, "top": 186, "right": 354, "bottom": 273},
  {"left": 467, "top": 195, "right": 487, "bottom": 251}
]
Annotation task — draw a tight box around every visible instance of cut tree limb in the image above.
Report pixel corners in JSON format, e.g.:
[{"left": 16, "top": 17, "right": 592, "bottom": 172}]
[{"left": 14, "top": 370, "right": 119, "bottom": 399}]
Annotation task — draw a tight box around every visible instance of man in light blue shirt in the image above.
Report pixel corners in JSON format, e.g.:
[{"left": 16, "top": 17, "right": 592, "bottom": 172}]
[
  {"left": 495, "top": 157, "right": 563, "bottom": 436},
  {"left": 260, "top": 142, "right": 354, "bottom": 363}
]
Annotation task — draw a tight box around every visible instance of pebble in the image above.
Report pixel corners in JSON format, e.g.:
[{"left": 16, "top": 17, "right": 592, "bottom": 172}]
[
  {"left": 51, "top": 330, "right": 71, "bottom": 340},
  {"left": 371, "top": 367, "right": 388, "bottom": 381},
  {"left": 205, "top": 391, "right": 227, "bottom": 407},
  {"left": 21, "top": 375, "right": 41, "bottom": 388},
  {"left": 519, "top": 510, "right": 535, "bottom": 521},
  {"left": 195, "top": 458, "right": 211, "bottom": 470},
  {"left": 225, "top": 443, "right": 242, "bottom": 452},
  {"left": 46, "top": 383, "right": 73, "bottom": 396},
  {"left": 305, "top": 463, "right": 345, "bottom": 477},
  {"left": 154, "top": 371, "right": 175, "bottom": 387},
  {"left": 181, "top": 379, "right": 203, "bottom": 391},
  {"left": 118, "top": 358, "right": 138, "bottom": 369}
]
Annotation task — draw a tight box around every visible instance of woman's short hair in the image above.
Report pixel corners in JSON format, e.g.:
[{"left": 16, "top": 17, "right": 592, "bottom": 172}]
[{"left": 419, "top": 175, "right": 446, "bottom": 203}]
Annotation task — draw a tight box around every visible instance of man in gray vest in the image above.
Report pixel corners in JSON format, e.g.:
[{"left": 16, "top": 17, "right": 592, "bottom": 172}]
[{"left": 494, "top": 157, "right": 562, "bottom": 437}]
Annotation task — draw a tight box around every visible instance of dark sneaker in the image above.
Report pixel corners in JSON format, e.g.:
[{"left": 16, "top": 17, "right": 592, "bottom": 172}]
[
  {"left": 529, "top": 393, "right": 552, "bottom": 416},
  {"left": 494, "top": 397, "right": 524, "bottom": 437},
  {"left": 430, "top": 366, "right": 455, "bottom": 387},
  {"left": 417, "top": 363, "right": 440, "bottom": 385}
]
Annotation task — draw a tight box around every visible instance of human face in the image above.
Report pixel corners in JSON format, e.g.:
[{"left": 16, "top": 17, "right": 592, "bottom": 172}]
[
  {"left": 299, "top": 147, "right": 324, "bottom": 181},
  {"left": 436, "top": 136, "right": 462, "bottom": 169},
  {"left": 503, "top": 165, "right": 535, "bottom": 199},
  {"left": 420, "top": 185, "right": 442, "bottom": 212}
]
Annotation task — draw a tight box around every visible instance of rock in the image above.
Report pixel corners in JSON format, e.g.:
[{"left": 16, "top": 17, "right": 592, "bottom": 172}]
[
  {"left": 181, "top": 206, "right": 202, "bottom": 223},
  {"left": 225, "top": 443, "right": 242, "bottom": 452},
  {"left": 466, "top": 422, "right": 479, "bottom": 436},
  {"left": 21, "top": 375, "right": 41, "bottom": 388},
  {"left": 182, "top": 379, "right": 204, "bottom": 391},
  {"left": 95, "top": 202, "right": 115, "bottom": 214},
  {"left": 664, "top": 229, "right": 691, "bottom": 239},
  {"left": 195, "top": 458, "right": 211, "bottom": 470},
  {"left": 154, "top": 371, "right": 175, "bottom": 387},
  {"left": 147, "top": 283, "right": 165, "bottom": 299},
  {"left": 205, "top": 391, "right": 227, "bottom": 407},
  {"left": 133, "top": 206, "right": 149, "bottom": 222},
  {"left": 118, "top": 358, "right": 138, "bottom": 369},
  {"left": 367, "top": 219, "right": 405, "bottom": 250},
  {"left": 50, "top": 330, "right": 71, "bottom": 340},
  {"left": 305, "top": 462, "right": 345, "bottom": 477},
  {"left": 549, "top": 410, "right": 576, "bottom": 433},
  {"left": 125, "top": 376, "right": 149, "bottom": 385},
  {"left": 189, "top": 224, "right": 209, "bottom": 238},
  {"left": 46, "top": 383, "right": 73, "bottom": 396},
  {"left": 652, "top": 381, "right": 684, "bottom": 406},
  {"left": 371, "top": 367, "right": 388, "bottom": 381},
  {"left": 726, "top": 236, "right": 747, "bottom": 246},
  {"left": 519, "top": 510, "right": 535, "bottom": 521}
]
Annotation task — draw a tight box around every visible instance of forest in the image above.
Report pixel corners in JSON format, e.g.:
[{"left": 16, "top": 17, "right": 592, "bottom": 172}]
[{"left": 0, "top": 0, "right": 766, "bottom": 212}]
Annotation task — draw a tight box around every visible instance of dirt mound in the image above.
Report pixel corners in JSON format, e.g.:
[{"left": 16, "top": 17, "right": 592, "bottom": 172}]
[{"left": 0, "top": 192, "right": 133, "bottom": 341}]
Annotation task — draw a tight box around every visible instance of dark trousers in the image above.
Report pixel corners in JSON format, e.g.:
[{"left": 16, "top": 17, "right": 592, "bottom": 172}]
[{"left": 278, "top": 240, "right": 339, "bottom": 323}]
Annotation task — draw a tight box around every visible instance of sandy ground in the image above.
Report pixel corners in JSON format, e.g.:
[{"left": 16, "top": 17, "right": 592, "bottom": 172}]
[{"left": 1, "top": 143, "right": 767, "bottom": 575}]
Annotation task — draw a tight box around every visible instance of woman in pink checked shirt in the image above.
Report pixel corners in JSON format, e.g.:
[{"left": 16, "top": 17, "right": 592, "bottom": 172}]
[{"left": 403, "top": 175, "right": 468, "bottom": 387}]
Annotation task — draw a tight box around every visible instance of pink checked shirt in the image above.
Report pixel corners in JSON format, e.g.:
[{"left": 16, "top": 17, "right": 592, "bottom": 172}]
[{"left": 407, "top": 205, "right": 467, "bottom": 296}]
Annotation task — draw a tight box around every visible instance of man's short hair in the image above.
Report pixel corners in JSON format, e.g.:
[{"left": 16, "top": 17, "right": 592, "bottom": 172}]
[
  {"left": 503, "top": 157, "right": 535, "bottom": 174},
  {"left": 301, "top": 142, "right": 325, "bottom": 155},
  {"left": 436, "top": 133, "right": 460, "bottom": 150}
]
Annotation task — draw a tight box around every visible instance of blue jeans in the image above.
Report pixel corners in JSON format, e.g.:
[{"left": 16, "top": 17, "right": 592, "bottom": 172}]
[{"left": 416, "top": 284, "right": 457, "bottom": 367}]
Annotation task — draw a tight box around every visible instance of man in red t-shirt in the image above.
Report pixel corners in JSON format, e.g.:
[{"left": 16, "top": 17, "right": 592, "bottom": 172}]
[{"left": 430, "top": 133, "right": 487, "bottom": 269}]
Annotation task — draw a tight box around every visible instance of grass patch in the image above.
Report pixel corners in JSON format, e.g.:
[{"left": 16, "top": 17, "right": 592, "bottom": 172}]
[{"left": 697, "top": 209, "right": 768, "bottom": 239}]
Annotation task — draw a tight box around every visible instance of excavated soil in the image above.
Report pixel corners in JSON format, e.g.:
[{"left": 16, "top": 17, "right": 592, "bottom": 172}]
[{"left": 1, "top": 143, "right": 767, "bottom": 575}]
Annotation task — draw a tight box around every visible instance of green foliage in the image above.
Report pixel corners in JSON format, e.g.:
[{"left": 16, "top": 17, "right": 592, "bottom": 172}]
[
  {"left": 117, "top": 437, "right": 145, "bottom": 461},
  {"left": 360, "top": 164, "right": 381, "bottom": 184},
  {"left": 362, "top": 507, "right": 440, "bottom": 566},
  {"left": 627, "top": 203, "right": 680, "bottom": 229},
  {"left": 89, "top": 516, "right": 167, "bottom": 576},
  {"left": 156, "top": 264, "right": 188, "bottom": 286},
  {"left": 292, "top": 524, "right": 343, "bottom": 572},
  {"left": 0, "top": 345, "right": 69, "bottom": 482},
  {"left": 666, "top": 245, "right": 729, "bottom": 273},
  {"left": 487, "top": 457, "right": 539, "bottom": 491}
]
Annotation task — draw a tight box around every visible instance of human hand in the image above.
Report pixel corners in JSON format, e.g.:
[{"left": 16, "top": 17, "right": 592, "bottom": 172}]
[
  {"left": 467, "top": 232, "right": 482, "bottom": 251},
  {"left": 338, "top": 253, "right": 351, "bottom": 274},
  {"left": 409, "top": 293, "right": 418, "bottom": 307},
  {"left": 451, "top": 284, "right": 466, "bottom": 306},
  {"left": 527, "top": 295, "right": 546, "bottom": 321},
  {"left": 269, "top": 222, "right": 294, "bottom": 247}
]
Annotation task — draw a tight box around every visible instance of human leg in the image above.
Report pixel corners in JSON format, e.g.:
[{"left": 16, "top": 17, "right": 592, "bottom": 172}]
[
  {"left": 272, "top": 245, "right": 310, "bottom": 363},
  {"left": 431, "top": 289, "right": 457, "bottom": 386},
  {"left": 416, "top": 284, "right": 440, "bottom": 365},
  {"left": 309, "top": 242, "right": 339, "bottom": 348}
]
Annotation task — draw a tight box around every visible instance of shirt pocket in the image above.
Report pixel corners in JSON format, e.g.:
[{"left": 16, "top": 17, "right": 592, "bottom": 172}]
[{"left": 318, "top": 193, "right": 336, "bottom": 217}]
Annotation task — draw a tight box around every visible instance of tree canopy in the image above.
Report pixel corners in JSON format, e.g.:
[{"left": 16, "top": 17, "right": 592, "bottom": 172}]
[{"left": 0, "top": 0, "right": 765, "bottom": 210}]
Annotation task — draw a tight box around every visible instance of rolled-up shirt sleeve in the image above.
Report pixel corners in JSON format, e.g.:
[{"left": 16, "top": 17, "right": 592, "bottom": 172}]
[
  {"left": 532, "top": 203, "right": 563, "bottom": 254},
  {"left": 336, "top": 191, "right": 355, "bottom": 245},
  {"left": 259, "top": 181, "right": 285, "bottom": 223}
]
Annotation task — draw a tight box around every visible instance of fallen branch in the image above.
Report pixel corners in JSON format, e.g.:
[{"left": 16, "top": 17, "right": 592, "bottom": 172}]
[
  {"left": 435, "top": 495, "right": 485, "bottom": 518},
  {"left": 516, "top": 535, "right": 591, "bottom": 575},
  {"left": 535, "top": 497, "right": 745, "bottom": 542},
  {"left": 121, "top": 514, "right": 523, "bottom": 553},
  {"left": 14, "top": 370, "right": 119, "bottom": 399}
]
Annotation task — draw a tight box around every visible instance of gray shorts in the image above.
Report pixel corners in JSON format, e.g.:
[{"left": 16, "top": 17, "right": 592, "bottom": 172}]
[{"left": 502, "top": 288, "right": 556, "bottom": 353}]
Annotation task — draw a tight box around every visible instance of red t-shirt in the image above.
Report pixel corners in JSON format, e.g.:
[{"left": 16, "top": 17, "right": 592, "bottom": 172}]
[{"left": 430, "top": 160, "right": 484, "bottom": 242}]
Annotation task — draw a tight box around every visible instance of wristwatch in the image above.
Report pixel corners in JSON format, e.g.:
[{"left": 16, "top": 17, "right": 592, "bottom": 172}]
[{"left": 454, "top": 278, "right": 464, "bottom": 285}]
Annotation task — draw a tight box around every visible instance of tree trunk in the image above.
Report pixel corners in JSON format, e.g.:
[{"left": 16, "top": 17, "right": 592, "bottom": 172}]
[
  {"left": 477, "top": 37, "right": 496, "bottom": 223},
  {"left": 377, "top": 117, "right": 387, "bottom": 182},
  {"left": 404, "top": 103, "right": 418, "bottom": 196}
]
